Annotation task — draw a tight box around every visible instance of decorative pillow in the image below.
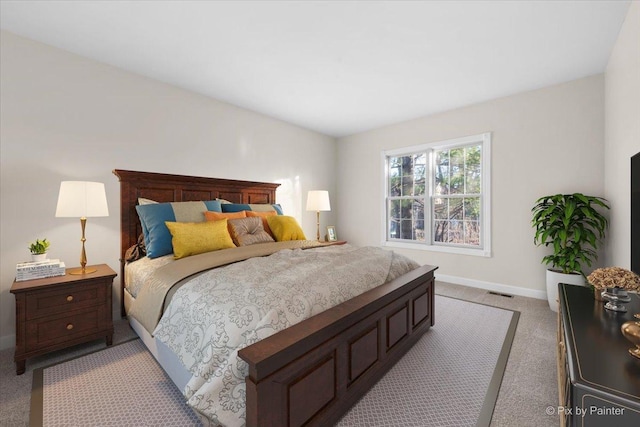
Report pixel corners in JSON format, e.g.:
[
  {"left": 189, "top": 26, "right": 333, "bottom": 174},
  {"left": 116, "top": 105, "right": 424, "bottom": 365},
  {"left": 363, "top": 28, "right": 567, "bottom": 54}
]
[
  {"left": 137, "top": 198, "right": 158, "bottom": 205},
  {"left": 266, "top": 215, "right": 307, "bottom": 241},
  {"left": 245, "top": 210, "right": 277, "bottom": 237},
  {"left": 228, "top": 217, "right": 275, "bottom": 246},
  {"left": 124, "top": 234, "right": 146, "bottom": 262},
  {"left": 136, "top": 200, "right": 222, "bottom": 258},
  {"left": 165, "top": 219, "right": 235, "bottom": 259},
  {"left": 203, "top": 210, "right": 247, "bottom": 221},
  {"left": 221, "top": 203, "right": 283, "bottom": 215}
]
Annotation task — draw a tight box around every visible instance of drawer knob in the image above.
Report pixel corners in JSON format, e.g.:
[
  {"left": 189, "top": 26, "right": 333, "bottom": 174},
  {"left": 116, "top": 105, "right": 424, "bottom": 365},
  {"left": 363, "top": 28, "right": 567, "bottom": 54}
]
[
  {"left": 66, "top": 295, "right": 74, "bottom": 302},
  {"left": 66, "top": 323, "right": 74, "bottom": 330}
]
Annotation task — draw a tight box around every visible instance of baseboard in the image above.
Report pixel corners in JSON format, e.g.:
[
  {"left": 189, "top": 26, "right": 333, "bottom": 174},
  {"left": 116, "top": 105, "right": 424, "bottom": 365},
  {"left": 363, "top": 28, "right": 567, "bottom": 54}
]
[
  {"left": 0, "top": 333, "right": 15, "bottom": 351},
  {"left": 436, "top": 274, "right": 547, "bottom": 300}
]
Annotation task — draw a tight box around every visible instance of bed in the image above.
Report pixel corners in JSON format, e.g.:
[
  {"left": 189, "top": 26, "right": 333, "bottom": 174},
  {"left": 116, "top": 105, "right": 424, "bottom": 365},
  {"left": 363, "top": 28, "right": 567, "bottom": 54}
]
[{"left": 113, "top": 169, "right": 437, "bottom": 426}]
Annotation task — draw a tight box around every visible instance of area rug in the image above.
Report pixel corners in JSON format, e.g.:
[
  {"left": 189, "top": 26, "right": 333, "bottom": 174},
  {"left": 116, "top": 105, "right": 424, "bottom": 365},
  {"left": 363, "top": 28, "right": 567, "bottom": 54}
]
[
  {"left": 31, "top": 296, "right": 518, "bottom": 427},
  {"left": 336, "top": 296, "right": 519, "bottom": 427}
]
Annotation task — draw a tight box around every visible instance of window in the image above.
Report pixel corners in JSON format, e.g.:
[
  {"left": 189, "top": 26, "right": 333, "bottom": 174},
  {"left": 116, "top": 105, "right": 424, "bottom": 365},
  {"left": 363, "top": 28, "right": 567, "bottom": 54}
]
[{"left": 383, "top": 133, "right": 491, "bottom": 257}]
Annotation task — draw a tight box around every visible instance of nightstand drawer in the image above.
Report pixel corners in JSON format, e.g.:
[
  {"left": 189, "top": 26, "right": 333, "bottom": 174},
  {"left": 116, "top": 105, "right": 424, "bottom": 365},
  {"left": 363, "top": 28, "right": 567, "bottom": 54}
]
[
  {"left": 25, "top": 281, "right": 106, "bottom": 320},
  {"left": 25, "top": 307, "right": 105, "bottom": 352}
]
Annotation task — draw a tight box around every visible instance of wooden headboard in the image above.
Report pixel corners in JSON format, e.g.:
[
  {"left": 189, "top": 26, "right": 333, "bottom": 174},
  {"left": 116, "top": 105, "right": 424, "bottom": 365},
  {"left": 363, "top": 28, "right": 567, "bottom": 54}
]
[{"left": 112, "top": 169, "right": 280, "bottom": 315}]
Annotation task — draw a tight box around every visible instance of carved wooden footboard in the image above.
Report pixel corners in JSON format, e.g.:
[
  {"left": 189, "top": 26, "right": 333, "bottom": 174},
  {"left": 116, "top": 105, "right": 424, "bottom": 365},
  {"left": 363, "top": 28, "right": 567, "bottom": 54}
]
[{"left": 239, "top": 264, "right": 436, "bottom": 427}]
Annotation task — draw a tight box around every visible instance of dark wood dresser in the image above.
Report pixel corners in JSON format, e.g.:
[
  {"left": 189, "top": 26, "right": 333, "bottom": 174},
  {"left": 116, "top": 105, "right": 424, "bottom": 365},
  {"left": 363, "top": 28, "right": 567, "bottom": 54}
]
[
  {"left": 10, "top": 264, "right": 116, "bottom": 374},
  {"left": 558, "top": 283, "right": 640, "bottom": 427}
]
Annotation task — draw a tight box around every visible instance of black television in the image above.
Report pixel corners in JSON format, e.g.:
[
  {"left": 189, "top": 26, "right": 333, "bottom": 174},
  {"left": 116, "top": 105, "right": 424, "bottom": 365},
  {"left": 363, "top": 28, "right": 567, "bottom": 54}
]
[{"left": 633, "top": 152, "right": 640, "bottom": 275}]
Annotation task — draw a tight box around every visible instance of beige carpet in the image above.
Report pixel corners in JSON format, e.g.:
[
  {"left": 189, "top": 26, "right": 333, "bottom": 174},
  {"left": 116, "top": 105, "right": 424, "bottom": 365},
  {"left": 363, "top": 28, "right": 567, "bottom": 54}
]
[{"left": 30, "top": 296, "right": 518, "bottom": 426}]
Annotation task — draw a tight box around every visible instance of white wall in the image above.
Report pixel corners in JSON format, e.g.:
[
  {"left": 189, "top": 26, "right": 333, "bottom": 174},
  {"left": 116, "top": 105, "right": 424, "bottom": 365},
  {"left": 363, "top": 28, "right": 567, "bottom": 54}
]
[
  {"left": 0, "top": 31, "right": 337, "bottom": 349},
  {"left": 336, "top": 75, "right": 605, "bottom": 298},
  {"left": 604, "top": 1, "right": 640, "bottom": 269}
]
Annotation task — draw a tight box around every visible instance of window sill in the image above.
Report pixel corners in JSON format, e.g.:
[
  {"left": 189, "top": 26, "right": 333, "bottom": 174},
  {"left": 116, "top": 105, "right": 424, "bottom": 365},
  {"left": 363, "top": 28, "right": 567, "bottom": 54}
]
[{"left": 383, "top": 240, "right": 491, "bottom": 257}]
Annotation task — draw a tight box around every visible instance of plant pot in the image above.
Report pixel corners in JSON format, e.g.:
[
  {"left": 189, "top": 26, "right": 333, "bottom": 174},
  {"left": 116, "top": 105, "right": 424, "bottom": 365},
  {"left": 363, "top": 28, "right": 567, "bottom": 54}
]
[
  {"left": 546, "top": 269, "right": 585, "bottom": 312},
  {"left": 31, "top": 253, "right": 47, "bottom": 262}
]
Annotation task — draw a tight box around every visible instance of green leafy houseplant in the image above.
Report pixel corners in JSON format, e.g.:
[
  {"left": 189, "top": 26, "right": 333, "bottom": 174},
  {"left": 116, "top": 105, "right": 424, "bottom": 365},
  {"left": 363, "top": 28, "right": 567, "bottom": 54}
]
[
  {"left": 532, "top": 194, "right": 609, "bottom": 275},
  {"left": 29, "top": 238, "right": 50, "bottom": 255}
]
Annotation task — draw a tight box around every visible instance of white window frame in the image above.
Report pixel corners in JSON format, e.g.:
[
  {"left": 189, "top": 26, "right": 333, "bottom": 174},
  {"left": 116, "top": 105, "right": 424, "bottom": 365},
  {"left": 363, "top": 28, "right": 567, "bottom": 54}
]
[{"left": 381, "top": 132, "right": 491, "bottom": 257}]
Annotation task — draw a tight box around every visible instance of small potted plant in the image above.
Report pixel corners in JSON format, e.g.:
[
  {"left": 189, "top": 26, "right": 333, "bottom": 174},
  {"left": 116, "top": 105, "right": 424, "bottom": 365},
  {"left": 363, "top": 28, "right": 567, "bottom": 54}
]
[
  {"left": 531, "top": 193, "right": 609, "bottom": 311},
  {"left": 29, "top": 238, "right": 50, "bottom": 262}
]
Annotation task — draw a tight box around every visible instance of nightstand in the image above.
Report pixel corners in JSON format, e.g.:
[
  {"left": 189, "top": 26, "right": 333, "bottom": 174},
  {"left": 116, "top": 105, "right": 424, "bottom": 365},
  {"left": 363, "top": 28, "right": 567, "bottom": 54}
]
[{"left": 10, "top": 264, "right": 116, "bottom": 375}]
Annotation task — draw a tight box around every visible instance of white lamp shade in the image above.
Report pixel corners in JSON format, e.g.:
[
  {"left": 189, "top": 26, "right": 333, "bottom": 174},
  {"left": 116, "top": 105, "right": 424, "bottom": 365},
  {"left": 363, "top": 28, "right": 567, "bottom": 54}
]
[
  {"left": 55, "top": 181, "right": 109, "bottom": 218},
  {"left": 306, "top": 190, "right": 331, "bottom": 211}
]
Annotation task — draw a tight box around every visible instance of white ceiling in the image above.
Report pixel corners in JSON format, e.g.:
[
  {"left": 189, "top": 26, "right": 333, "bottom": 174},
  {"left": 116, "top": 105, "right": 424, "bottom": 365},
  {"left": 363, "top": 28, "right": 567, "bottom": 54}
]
[{"left": 0, "top": 1, "right": 631, "bottom": 137}]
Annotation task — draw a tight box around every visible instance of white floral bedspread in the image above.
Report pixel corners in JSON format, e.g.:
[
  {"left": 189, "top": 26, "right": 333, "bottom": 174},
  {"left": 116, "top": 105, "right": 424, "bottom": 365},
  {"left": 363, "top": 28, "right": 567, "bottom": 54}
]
[{"left": 152, "top": 244, "right": 419, "bottom": 426}]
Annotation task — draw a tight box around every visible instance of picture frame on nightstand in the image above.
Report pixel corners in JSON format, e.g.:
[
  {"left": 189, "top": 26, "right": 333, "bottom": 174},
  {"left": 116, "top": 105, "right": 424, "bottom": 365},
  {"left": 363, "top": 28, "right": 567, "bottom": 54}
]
[{"left": 326, "top": 226, "right": 337, "bottom": 242}]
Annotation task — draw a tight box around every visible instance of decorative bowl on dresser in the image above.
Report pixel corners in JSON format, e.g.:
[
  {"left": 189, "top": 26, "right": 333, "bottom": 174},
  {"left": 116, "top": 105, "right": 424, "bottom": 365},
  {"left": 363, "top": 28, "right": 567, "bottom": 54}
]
[
  {"left": 557, "top": 283, "right": 640, "bottom": 427},
  {"left": 10, "top": 264, "right": 116, "bottom": 375}
]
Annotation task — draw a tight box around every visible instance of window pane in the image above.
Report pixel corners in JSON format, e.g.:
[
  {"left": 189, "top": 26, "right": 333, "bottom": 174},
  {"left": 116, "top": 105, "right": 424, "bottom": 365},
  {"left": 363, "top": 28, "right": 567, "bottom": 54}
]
[
  {"left": 432, "top": 197, "right": 480, "bottom": 247},
  {"left": 448, "top": 220, "right": 463, "bottom": 243},
  {"left": 465, "top": 145, "right": 482, "bottom": 194},
  {"left": 449, "top": 148, "right": 464, "bottom": 194},
  {"left": 450, "top": 198, "right": 463, "bottom": 220},
  {"left": 413, "top": 156, "right": 426, "bottom": 196},
  {"left": 433, "top": 220, "right": 448, "bottom": 243},
  {"left": 388, "top": 198, "right": 424, "bottom": 241},
  {"left": 434, "top": 150, "right": 449, "bottom": 195},
  {"left": 389, "top": 199, "right": 400, "bottom": 219},
  {"left": 389, "top": 156, "right": 409, "bottom": 196},
  {"left": 401, "top": 175, "right": 414, "bottom": 196},
  {"left": 389, "top": 157, "right": 401, "bottom": 177},
  {"left": 465, "top": 220, "right": 480, "bottom": 246},
  {"left": 464, "top": 197, "right": 480, "bottom": 221},
  {"left": 433, "top": 198, "right": 447, "bottom": 220},
  {"left": 389, "top": 176, "right": 401, "bottom": 196},
  {"left": 400, "top": 219, "right": 413, "bottom": 240},
  {"left": 413, "top": 199, "right": 425, "bottom": 241},
  {"left": 388, "top": 154, "right": 426, "bottom": 197},
  {"left": 400, "top": 199, "right": 413, "bottom": 218},
  {"left": 466, "top": 165, "right": 481, "bottom": 194},
  {"left": 389, "top": 218, "right": 400, "bottom": 239}
]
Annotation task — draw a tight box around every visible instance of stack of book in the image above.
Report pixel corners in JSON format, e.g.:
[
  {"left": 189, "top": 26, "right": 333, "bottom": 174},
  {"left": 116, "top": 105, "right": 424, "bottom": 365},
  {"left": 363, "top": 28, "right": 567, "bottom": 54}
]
[{"left": 16, "top": 259, "right": 66, "bottom": 282}]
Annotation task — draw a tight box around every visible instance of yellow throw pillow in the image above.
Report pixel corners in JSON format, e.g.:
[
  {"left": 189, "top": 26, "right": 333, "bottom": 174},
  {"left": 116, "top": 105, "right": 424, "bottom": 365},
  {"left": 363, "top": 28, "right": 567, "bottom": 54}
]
[
  {"left": 266, "top": 215, "right": 307, "bottom": 241},
  {"left": 165, "top": 219, "right": 235, "bottom": 259}
]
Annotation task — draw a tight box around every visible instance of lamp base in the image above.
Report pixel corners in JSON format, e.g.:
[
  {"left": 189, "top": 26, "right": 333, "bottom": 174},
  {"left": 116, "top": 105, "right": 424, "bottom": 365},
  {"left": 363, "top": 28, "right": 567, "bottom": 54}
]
[{"left": 68, "top": 267, "right": 97, "bottom": 275}]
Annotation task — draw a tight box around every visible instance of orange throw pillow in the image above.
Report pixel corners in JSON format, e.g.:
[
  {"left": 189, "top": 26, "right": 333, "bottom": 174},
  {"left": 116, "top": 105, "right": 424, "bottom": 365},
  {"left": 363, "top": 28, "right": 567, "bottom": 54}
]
[{"left": 204, "top": 211, "right": 247, "bottom": 221}]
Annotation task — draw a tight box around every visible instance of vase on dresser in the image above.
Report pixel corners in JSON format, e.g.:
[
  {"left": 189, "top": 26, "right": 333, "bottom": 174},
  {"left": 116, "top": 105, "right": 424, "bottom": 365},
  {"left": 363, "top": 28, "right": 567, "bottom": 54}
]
[{"left": 621, "top": 314, "right": 640, "bottom": 359}]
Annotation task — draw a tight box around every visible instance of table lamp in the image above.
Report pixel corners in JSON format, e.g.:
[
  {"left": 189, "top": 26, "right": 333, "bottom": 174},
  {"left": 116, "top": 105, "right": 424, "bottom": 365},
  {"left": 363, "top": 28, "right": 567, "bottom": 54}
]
[
  {"left": 306, "top": 190, "right": 331, "bottom": 241},
  {"left": 55, "top": 181, "right": 109, "bottom": 274}
]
